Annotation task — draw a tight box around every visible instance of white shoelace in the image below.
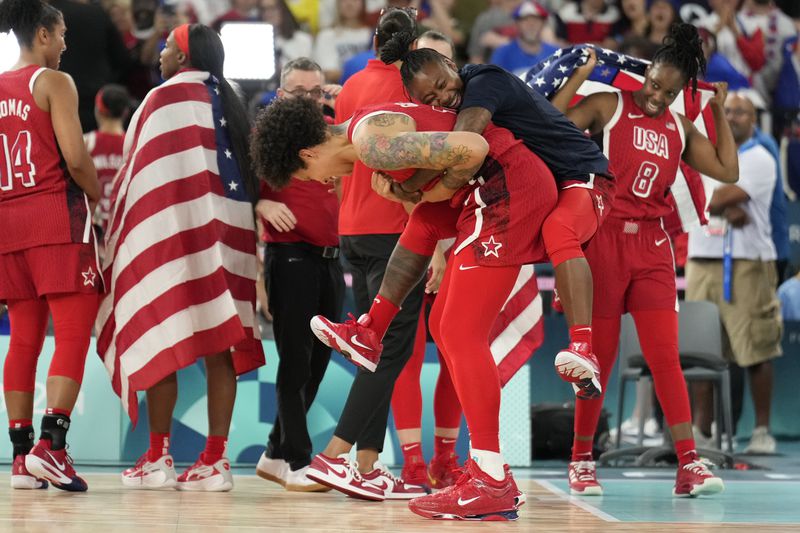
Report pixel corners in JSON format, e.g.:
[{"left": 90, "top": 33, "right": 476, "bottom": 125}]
[
  {"left": 572, "top": 461, "right": 597, "bottom": 482},
  {"left": 346, "top": 460, "right": 365, "bottom": 482},
  {"left": 683, "top": 459, "right": 712, "bottom": 476}
]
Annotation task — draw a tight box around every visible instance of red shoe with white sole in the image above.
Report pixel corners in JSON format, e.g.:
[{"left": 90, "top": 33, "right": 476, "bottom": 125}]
[
  {"left": 555, "top": 342, "right": 602, "bottom": 399},
  {"left": 121, "top": 453, "right": 177, "bottom": 489},
  {"left": 305, "top": 453, "right": 385, "bottom": 501},
  {"left": 567, "top": 460, "right": 603, "bottom": 496},
  {"left": 408, "top": 460, "right": 519, "bottom": 521},
  {"left": 25, "top": 440, "right": 87, "bottom": 492},
  {"left": 310, "top": 314, "right": 382, "bottom": 372},
  {"left": 11, "top": 454, "right": 48, "bottom": 490},
  {"left": 361, "top": 461, "right": 429, "bottom": 499},
  {"left": 673, "top": 455, "right": 724, "bottom": 497}
]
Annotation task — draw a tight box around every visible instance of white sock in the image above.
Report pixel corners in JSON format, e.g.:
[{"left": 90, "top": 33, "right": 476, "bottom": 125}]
[{"left": 470, "top": 448, "right": 506, "bottom": 481}]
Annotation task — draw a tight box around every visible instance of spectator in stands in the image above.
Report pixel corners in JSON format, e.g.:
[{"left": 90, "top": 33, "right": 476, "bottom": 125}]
[
  {"left": 418, "top": 0, "right": 465, "bottom": 49},
  {"left": 700, "top": 26, "right": 752, "bottom": 90},
  {"left": 260, "top": 0, "right": 313, "bottom": 70},
  {"left": 613, "top": 0, "right": 649, "bottom": 41},
  {"left": 738, "top": 0, "right": 798, "bottom": 105},
  {"left": 490, "top": 1, "right": 559, "bottom": 75},
  {"left": 686, "top": 92, "right": 783, "bottom": 455},
  {"left": 555, "top": 0, "right": 620, "bottom": 48},
  {"left": 50, "top": 0, "right": 134, "bottom": 132},
  {"left": 778, "top": 271, "right": 800, "bottom": 320},
  {"left": 773, "top": 32, "right": 800, "bottom": 138},
  {"left": 313, "top": 0, "right": 372, "bottom": 82},
  {"left": 212, "top": 0, "right": 258, "bottom": 32},
  {"left": 467, "top": 0, "right": 519, "bottom": 64},
  {"left": 645, "top": 0, "right": 679, "bottom": 48},
  {"left": 254, "top": 58, "right": 345, "bottom": 493}
]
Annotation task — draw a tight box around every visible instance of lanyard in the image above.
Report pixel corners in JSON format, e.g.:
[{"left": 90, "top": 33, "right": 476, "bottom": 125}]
[{"left": 723, "top": 221, "right": 733, "bottom": 303}]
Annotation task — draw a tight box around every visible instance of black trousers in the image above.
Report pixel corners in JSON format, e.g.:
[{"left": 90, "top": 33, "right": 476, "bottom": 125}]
[
  {"left": 335, "top": 234, "right": 425, "bottom": 451},
  {"left": 264, "top": 243, "right": 345, "bottom": 470}
]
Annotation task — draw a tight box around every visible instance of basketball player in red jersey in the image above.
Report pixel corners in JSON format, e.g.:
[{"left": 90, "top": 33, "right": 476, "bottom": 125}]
[
  {"left": 0, "top": 0, "right": 101, "bottom": 492},
  {"left": 253, "top": 96, "right": 557, "bottom": 520},
  {"left": 84, "top": 84, "right": 130, "bottom": 248},
  {"left": 550, "top": 23, "right": 739, "bottom": 497}
]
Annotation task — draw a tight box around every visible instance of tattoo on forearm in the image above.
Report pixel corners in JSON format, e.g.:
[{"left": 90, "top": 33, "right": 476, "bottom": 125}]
[
  {"left": 441, "top": 163, "right": 483, "bottom": 189},
  {"left": 357, "top": 131, "right": 473, "bottom": 171}
]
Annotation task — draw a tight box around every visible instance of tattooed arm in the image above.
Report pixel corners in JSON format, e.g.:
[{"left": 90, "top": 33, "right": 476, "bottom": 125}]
[{"left": 352, "top": 112, "right": 489, "bottom": 177}]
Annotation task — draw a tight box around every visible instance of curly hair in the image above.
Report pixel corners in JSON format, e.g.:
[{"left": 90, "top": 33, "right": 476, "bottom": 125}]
[{"left": 250, "top": 96, "right": 329, "bottom": 190}]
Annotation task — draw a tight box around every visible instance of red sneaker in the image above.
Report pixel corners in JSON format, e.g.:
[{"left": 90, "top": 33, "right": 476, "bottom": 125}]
[
  {"left": 428, "top": 452, "right": 462, "bottom": 489},
  {"left": 25, "top": 440, "right": 87, "bottom": 492},
  {"left": 305, "top": 453, "right": 385, "bottom": 501},
  {"left": 505, "top": 464, "right": 525, "bottom": 507},
  {"left": 551, "top": 289, "right": 564, "bottom": 313},
  {"left": 362, "top": 461, "right": 429, "bottom": 499},
  {"left": 11, "top": 454, "right": 48, "bottom": 490},
  {"left": 310, "top": 314, "right": 382, "bottom": 372},
  {"left": 401, "top": 460, "right": 430, "bottom": 490},
  {"left": 555, "top": 342, "right": 602, "bottom": 398},
  {"left": 409, "top": 459, "right": 519, "bottom": 521},
  {"left": 567, "top": 460, "right": 603, "bottom": 495},
  {"left": 673, "top": 455, "right": 725, "bottom": 497}
]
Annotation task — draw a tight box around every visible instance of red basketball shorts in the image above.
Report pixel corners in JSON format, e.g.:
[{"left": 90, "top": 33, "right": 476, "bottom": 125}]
[
  {"left": 585, "top": 217, "right": 678, "bottom": 318},
  {"left": 0, "top": 242, "right": 103, "bottom": 301},
  {"left": 452, "top": 145, "right": 558, "bottom": 267}
]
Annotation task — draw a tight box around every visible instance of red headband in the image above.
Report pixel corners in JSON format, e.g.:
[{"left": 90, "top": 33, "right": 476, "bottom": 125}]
[
  {"left": 95, "top": 89, "right": 109, "bottom": 115},
  {"left": 173, "top": 23, "right": 190, "bottom": 60}
]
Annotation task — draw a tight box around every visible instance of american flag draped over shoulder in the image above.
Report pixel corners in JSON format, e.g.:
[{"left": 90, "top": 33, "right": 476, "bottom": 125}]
[
  {"left": 96, "top": 70, "right": 265, "bottom": 423},
  {"left": 525, "top": 44, "right": 717, "bottom": 237},
  {"left": 490, "top": 264, "right": 543, "bottom": 386}
]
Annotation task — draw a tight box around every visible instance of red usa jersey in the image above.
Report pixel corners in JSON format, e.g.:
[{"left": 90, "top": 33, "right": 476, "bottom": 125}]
[
  {"left": 0, "top": 65, "right": 91, "bottom": 253},
  {"left": 599, "top": 90, "right": 685, "bottom": 221},
  {"left": 84, "top": 130, "right": 124, "bottom": 232}
]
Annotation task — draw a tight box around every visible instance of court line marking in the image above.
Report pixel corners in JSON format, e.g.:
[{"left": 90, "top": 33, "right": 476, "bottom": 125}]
[{"left": 536, "top": 479, "right": 620, "bottom": 522}]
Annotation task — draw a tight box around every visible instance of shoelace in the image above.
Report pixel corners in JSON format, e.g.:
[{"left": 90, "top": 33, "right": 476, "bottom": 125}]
[
  {"left": 572, "top": 461, "right": 597, "bottom": 482},
  {"left": 683, "top": 459, "right": 713, "bottom": 476},
  {"left": 346, "top": 459, "right": 366, "bottom": 482},
  {"left": 343, "top": 312, "right": 359, "bottom": 326}
]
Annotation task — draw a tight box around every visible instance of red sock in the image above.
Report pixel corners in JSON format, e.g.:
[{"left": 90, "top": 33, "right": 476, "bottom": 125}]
[
  {"left": 675, "top": 438, "right": 697, "bottom": 465},
  {"left": 433, "top": 435, "right": 457, "bottom": 459},
  {"left": 200, "top": 435, "right": 227, "bottom": 464},
  {"left": 45, "top": 408, "right": 71, "bottom": 417},
  {"left": 147, "top": 433, "right": 170, "bottom": 461},
  {"left": 367, "top": 295, "right": 400, "bottom": 340},
  {"left": 401, "top": 442, "right": 424, "bottom": 465},
  {"left": 9, "top": 419, "right": 32, "bottom": 429},
  {"left": 569, "top": 325, "right": 592, "bottom": 347},
  {"left": 571, "top": 441, "right": 593, "bottom": 462}
]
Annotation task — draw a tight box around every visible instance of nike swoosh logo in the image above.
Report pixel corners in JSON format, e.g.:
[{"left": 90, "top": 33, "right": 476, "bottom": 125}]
[
  {"left": 458, "top": 496, "right": 480, "bottom": 506},
  {"left": 628, "top": 113, "right": 644, "bottom": 119},
  {"left": 45, "top": 450, "right": 66, "bottom": 471},
  {"left": 370, "top": 480, "right": 389, "bottom": 490},
  {"left": 350, "top": 335, "right": 373, "bottom": 351},
  {"left": 459, "top": 265, "right": 479, "bottom": 271},
  {"left": 325, "top": 462, "right": 349, "bottom": 479},
  {"left": 655, "top": 238, "right": 667, "bottom": 246},
  {"left": 441, "top": 439, "right": 457, "bottom": 444}
]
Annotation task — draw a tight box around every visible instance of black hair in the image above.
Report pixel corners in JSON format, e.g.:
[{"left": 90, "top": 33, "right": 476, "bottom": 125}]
[
  {"left": 97, "top": 84, "right": 131, "bottom": 119},
  {"left": 652, "top": 22, "right": 706, "bottom": 96},
  {"left": 250, "top": 96, "right": 328, "bottom": 190},
  {"left": 264, "top": 0, "right": 300, "bottom": 40},
  {"left": 380, "top": 30, "right": 448, "bottom": 89},
  {"left": 374, "top": 8, "right": 417, "bottom": 54},
  {"left": 187, "top": 24, "right": 258, "bottom": 204},
  {"left": 0, "top": 0, "right": 62, "bottom": 48}
]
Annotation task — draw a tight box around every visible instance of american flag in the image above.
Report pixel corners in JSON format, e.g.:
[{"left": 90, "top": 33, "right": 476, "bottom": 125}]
[
  {"left": 525, "top": 44, "right": 718, "bottom": 237},
  {"left": 491, "top": 264, "right": 543, "bottom": 386},
  {"left": 96, "top": 70, "right": 265, "bottom": 423}
]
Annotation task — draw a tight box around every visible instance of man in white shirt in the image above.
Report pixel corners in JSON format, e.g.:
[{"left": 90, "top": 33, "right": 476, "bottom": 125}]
[{"left": 686, "top": 92, "right": 783, "bottom": 455}]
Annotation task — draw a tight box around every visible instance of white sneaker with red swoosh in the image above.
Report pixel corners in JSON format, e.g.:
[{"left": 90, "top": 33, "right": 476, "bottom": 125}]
[
  {"left": 176, "top": 457, "right": 233, "bottom": 492},
  {"left": 305, "top": 453, "right": 385, "bottom": 501},
  {"left": 121, "top": 453, "right": 177, "bottom": 489},
  {"left": 361, "top": 461, "right": 429, "bottom": 499}
]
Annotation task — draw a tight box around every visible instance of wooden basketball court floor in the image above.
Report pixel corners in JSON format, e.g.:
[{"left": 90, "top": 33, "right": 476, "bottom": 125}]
[{"left": 2, "top": 467, "right": 799, "bottom": 532}]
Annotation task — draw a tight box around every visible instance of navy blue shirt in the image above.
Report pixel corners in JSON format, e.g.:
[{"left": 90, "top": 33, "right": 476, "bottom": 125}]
[{"left": 459, "top": 64, "right": 610, "bottom": 183}]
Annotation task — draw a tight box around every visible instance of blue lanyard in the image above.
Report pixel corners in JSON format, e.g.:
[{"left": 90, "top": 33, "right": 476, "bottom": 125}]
[{"left": 723, "top": 223, "right": 733, "bottom": 303}]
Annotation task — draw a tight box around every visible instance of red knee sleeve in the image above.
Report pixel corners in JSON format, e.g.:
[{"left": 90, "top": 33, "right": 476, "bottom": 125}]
[
  {"left": 543, "top": 188, "right": 599, "bottom": 267},
  {"left": 46, "top": 293, "right": 99, "bottom": 385},
  {"left": 398, "top": 202, "right": 459, "bottom": 257},
  {"left": 3, "top": 299, "right": 49, "bottom": 392}
]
